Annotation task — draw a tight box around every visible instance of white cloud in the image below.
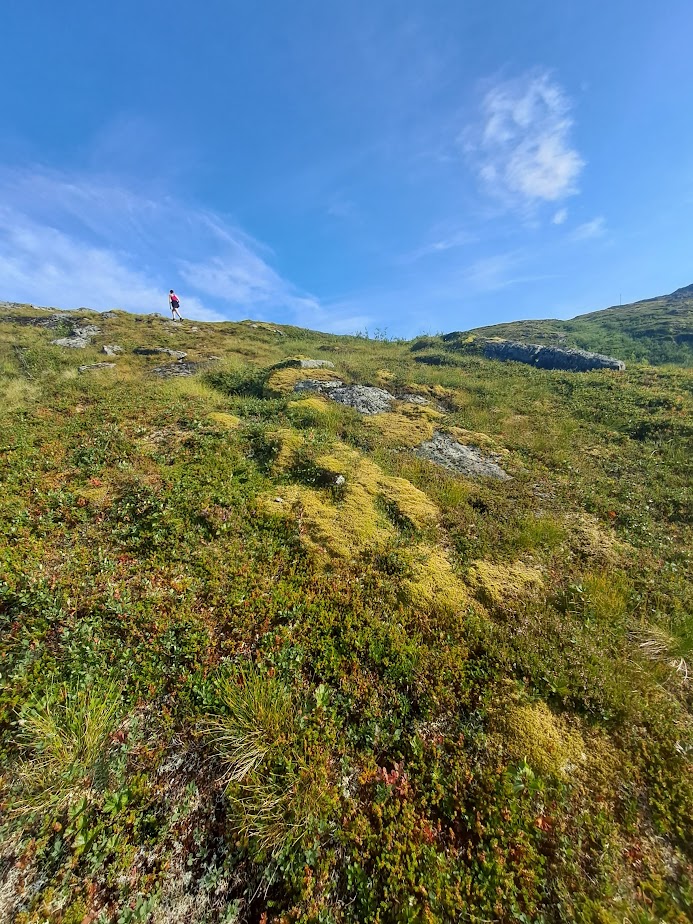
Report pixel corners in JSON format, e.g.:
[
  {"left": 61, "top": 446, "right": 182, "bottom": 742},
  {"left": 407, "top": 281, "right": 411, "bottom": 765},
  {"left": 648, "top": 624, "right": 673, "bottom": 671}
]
[
  {"left": 471, "top": 71, "right": 585, "bottom": 207},
  {"left": 570, "top": 216, "right": 606, "bottom": 241},
  {"left": 553, "top": 208, "right": 568, "bottom": 225},
  {"left": 0, "top": 165, "right": 322, "bottom": 324}
]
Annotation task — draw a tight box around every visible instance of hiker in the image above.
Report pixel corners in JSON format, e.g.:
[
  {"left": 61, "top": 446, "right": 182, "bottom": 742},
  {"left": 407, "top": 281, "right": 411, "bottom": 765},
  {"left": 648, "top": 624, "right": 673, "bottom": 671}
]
[{"left": 168, "top": 289, "right": 183, "bottom": 321}]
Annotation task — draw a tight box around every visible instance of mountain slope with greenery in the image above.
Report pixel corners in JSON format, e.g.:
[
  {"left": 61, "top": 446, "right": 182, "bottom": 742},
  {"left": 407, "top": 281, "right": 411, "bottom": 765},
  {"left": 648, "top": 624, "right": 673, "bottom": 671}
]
[
  {"left": 435, "top": 285, "right": 693, "bottom": 366},
  {"left": 1, "top": 303, "right": 692, "bottom": 923}
]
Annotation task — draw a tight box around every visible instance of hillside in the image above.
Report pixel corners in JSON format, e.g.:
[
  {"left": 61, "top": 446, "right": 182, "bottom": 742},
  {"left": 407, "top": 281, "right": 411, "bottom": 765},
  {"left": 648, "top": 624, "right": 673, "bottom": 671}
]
[
  {"left": 434, "top": 285, "right": 693, "bottom": 366},
  {"left": 1, "top": 302, "right": 692, "bottom": 923}
]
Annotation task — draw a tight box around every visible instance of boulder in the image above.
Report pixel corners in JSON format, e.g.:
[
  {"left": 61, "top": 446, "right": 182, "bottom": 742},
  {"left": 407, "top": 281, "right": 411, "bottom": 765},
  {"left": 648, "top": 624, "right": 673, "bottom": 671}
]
[
  {"left": 134, "top": 347, "right": 188, "bottom": 359},
  {"left": 152, "top": 361, "right": 199, "bottom": 377},
  {"left": 50, "top": 321, "right": 101, "bottom": 348},
  {"left": 272, "top": 358, "right": 335, "bottom": 370},
  {"left": 415, "top": 431, "right": 510, "bottom": 480},
  {"left": 298, "top": 359, "right": 335, "bottom": 369},
  {"left": 294, "top": 380, "right": 395, "bottom": 415},
  {"left": 102, "top": 344, "right": 123, "bottom": 356},
  {"left": 483, "top": 339, "right": 625, "bottom": 372}
]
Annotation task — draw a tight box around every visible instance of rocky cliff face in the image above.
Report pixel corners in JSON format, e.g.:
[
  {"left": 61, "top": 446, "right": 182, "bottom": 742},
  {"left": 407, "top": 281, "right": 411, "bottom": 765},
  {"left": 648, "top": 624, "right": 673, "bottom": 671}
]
[{"left": 483, "top": 339, "right": 625, "bottom": 372}]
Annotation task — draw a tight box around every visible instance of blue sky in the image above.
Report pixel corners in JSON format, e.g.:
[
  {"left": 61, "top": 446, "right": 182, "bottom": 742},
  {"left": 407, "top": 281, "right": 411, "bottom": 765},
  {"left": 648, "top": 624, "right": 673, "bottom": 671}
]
[{"left": 1, "top": 1, "right": 691, "bottom": 335}]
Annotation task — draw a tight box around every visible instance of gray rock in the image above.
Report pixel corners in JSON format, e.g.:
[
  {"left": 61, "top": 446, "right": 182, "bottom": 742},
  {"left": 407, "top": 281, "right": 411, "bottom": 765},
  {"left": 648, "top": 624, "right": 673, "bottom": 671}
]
[
  {"left": 415, "top": 431, "right": 510, "bottom": 480},
  {"left": 78, "top": 362, "right": 116, "bottom": 374},
  {"left": 102, "top": 344, "right": 123, "bottom": 356},
  {"left": 134, "top": 347, "right": 188, "bottom": 359},
  {"left": 294, "top": 380, "right": 395, "bottom": 415},
  {"left": 50, "top": 321, "right": 101, "bottom": 348},
  {"left": 271, "top": 357, "right": 336, "bottom": 371},
  {"left": 483, "top": 339, "right": 625, "bottom": 372},
  {"left": 152, "top": 361, "right": 200, "bottom": 377},
  {"left": 299, "top": 359, "right": 335, "bottom": 369},
  {"left": 399, "top": 394, "right": 430, "bottom": 405},
  {"left": 51, "top": 335, "right": 90, "bottom": 348}
]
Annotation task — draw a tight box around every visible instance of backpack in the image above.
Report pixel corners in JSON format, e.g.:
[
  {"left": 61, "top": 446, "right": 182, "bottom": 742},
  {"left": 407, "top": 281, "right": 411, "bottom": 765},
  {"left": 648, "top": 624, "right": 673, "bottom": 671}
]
[{"left": 171, "top": 294, "right": 180, "bottom": 308}]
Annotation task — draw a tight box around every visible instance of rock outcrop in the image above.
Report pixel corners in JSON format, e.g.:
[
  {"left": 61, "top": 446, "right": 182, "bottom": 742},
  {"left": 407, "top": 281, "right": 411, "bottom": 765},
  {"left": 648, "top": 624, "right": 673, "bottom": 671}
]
[
  {"left": 134, "top": 347, "right": 188, "bottom": 359},
  {"left": 294, "top": 380, "right": 395, "bottom": 414},
  {"left": 415, "top": 432, "right": 510, "bottom": 480},
  {"left": 51, "top": 324, "right": 101, "bottom": 349},
  {"left": 152, "top": 361, "right": 200, "bottom": 377},
  {"left": 272, "top": 357, "right": 336, "bottom": 370},
  {"left": 483, "top": 339, "right": 625, "bottom": 372}
]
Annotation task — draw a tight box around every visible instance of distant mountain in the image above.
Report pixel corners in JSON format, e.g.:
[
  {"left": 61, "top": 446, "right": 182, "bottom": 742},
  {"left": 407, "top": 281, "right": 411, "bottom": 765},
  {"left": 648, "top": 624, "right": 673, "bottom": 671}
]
[{"left": 440, "top": 285, "right": 693, "bottom": 366}]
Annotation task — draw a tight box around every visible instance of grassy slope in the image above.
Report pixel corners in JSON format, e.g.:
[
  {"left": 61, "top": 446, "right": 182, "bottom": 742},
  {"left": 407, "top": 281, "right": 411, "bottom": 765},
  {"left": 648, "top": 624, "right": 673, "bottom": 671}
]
[
  {"left": 440, "top": 286, "right": 693, "bottom": 366},
  {"left": 0, "top": 305, "right": 692, "bottom": 923}
]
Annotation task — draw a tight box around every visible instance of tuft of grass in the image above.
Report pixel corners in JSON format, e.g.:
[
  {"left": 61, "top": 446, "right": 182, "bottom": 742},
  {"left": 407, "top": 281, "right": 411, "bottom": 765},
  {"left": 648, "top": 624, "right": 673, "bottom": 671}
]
[
  {"left": 636, "top": 623, "right": 692, "bottom": 681},
  {"left": 205, "top": 665, "right": 296, "bottom": 785},
  {"left": 205, "top": 666, "right": 332, "bottom": 856},
  {"left": 12, "top": 681, "right": 122, "bottom": 816}
]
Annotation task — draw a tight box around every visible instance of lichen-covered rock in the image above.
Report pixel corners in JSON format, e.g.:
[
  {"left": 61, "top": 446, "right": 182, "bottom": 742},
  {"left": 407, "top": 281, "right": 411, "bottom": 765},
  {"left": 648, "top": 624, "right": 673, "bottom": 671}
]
[
  {"left": 415, "top": 431, "right": 510, "bottom": 480},
  {"left": 299, "top": 359, "right": 335, "bottom": 369},
  {"left": 294, "top": 380, "right": 395, "bottom": 414},
  {"left": 483, "top": 339, "right": 625, "bottom": 372},
  {"left": 271, "top": 357, "right": 336, "bottom": 370},
  {"left": 50, "top": 324, "right": 102, "bottom": 349},
  {"left": 134, "top": 347, "right": 188, "bottom": 359},
  {"left": 152, "top": 361, "right": 200, "bottom": 377},
  {"left": 102, "top": 344, "right": 123, "bottom": 356}
]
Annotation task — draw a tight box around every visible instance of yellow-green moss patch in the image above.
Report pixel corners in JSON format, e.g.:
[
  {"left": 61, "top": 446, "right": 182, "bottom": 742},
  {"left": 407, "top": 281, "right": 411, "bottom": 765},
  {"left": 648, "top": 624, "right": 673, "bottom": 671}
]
[
  {"left": 288, "top": 395, "right": 332, "bottom": 415},
  {"left": 493, "top": 700, "right": 586, "bottom": 778},
  {"left": 208, "top": 412, "right": 242, "bottom": 429},
  {"left": 266, "top": 366, "right": 342, "bottom": 396},
  {"left": 450, "top": 426, "right": 505, "bottom": 453},
  {"left": 467, "top": 559, "right": 544, "bottom": 609},
  {"left": 367, "top": 403, "right": 444, "bottom": 448},
  {"left": 405, "top": 544, "right": 474, "bottom": 614}
]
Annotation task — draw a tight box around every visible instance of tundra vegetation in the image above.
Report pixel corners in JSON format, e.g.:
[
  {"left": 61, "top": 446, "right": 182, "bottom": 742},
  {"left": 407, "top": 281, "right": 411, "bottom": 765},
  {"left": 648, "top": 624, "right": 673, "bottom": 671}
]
[{"left": 0, "top": 302, "right": 691, "bottom": 923}]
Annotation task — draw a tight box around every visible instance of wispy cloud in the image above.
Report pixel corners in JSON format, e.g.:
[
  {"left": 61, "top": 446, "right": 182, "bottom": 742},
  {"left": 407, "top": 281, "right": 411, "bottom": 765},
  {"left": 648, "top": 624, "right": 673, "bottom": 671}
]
[
  {"left": 0, "top": 207, "right": 217, "bottom": 318},
  {"left": 0, "top": 165, "right": 322, "bottom": 324},
  {"left": 470, "top": 70, "right": 585, "bottom": 208},
  {"left": 403, "top": 228, "right": 477, "bottom": 263},
  {"left": 570, "top": 216, "right": 606, "bottom": 241},
  {"left": 552, "top": 208, "right": 568, "bottom": 225}
]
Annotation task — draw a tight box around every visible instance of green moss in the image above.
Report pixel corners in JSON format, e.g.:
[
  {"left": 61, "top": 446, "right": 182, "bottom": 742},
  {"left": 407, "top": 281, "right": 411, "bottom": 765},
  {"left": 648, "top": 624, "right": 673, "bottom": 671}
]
[
  {"left": 467, "top": 558, "right": 544, "bottom": 609},
  {"left": 366, "top": 403, "right": 443, "bottom": 447},
  {"left": 494, "top": 699, "right": 587, "bottom": 778},
  {"left": 208, "top": 411, "right": 242, "bottom": 429},
  {"left": 265, "top": 365, "right": 341, "bottom": 395}
]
